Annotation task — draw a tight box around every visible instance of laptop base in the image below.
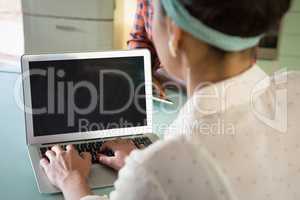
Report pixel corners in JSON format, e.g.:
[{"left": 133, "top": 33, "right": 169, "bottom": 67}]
[{"left": 28, "top": 133, "right": 159, "bottom": 194}]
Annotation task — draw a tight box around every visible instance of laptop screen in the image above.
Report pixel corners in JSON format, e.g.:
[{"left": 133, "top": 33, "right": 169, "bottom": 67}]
[{"left": 28, "top": 56, "right": 147, "bottom": 137}]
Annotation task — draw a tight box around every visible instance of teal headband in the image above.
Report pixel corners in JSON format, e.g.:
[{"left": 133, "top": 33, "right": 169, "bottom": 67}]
[{"left": 161, "top": 0, "right": 263, "bottom": 52}]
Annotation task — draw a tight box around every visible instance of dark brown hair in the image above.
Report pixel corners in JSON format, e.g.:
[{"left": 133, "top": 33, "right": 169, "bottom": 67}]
[{"left": 161, "top": 0, "right": 291, "bottom": 37}]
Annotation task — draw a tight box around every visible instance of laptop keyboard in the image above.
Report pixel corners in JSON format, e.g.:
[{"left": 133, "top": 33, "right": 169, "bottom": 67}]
[{"left": 40, "top": 136, "right": 153, "bottom": 164}]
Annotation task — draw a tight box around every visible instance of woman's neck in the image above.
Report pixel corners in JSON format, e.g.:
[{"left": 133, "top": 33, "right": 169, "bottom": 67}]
[{"left": 185, "top": 52, "right": 253, "bottom": 97}]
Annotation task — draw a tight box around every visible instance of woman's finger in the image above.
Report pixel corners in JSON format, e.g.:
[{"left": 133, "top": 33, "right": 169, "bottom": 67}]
[
  {"left": 81, "top": 152, "right": 92, "bottom": 162},
  {"left": 153, "top": 76, "right": 167, "bottom": 99},
  {"left": 98, "top": 154, "right": 118, "bottom": 170},
  {"left": 40, "top": 158, "right": 49, "bottom": 171},
  {"left": 66, "top": 144, "right": 76, "bottom": 152},
  {"left": 45, "top": 150, "right": 56, "bottom": 161},
  {"left": 51, "top": 145, "right": 63, "bottom": 154},
  {"left": 158, "top": 85, "right": 167, "bottom": 99}
]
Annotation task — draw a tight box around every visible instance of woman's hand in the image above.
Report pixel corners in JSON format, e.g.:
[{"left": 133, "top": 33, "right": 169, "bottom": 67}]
[
  {"left": 153, "top": 75, "right": 167, "bottom": 99},
  {"left": 98, "top": 139, "right": 137, "bottom": 171},
  {"left": 40, "top": 145, "right": 92, "bottom": 200}
]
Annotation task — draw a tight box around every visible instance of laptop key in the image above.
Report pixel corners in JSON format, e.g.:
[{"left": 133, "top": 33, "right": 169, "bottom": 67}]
[
  {"left": 91, "top": 143, "right": 97, "bottom": 151},
  {"left": 40, "top": 147, "right": 47, "bottom": 156},
  {"left": 86, "top": 143, "right": 92, "bottom": 152},
  {"left": 132, "top": 137, "right": 152, "bottom": 149},
  {"left": 91, "top": 152, "right": 98, "bottom": 163}
]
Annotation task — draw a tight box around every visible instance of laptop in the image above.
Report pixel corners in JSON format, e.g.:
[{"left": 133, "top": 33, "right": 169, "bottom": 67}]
[{"left": 21, "top": 50, "right": 159, "bottom": 194}]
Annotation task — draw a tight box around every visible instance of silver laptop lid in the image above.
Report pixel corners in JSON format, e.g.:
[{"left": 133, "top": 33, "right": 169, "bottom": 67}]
[{"left": 21, "top": 50, "right": 153, "bottom": 145}]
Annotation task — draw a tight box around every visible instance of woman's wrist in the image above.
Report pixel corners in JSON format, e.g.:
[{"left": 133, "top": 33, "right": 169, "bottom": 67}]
[{"left": 60, "top": 171, "right": 92, "bottom": 200}]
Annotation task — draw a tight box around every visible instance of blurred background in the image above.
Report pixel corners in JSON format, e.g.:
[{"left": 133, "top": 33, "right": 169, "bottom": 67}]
[
  {"left": 0, "top": 0, "right": 299, "bottom": 73},
  {"left": 0, "top": 0, "right": 137, "bottom": 70}
]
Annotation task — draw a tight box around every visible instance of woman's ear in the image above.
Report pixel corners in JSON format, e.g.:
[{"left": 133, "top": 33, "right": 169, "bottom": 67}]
[{"left": 166, "top": 17, "right": 183, "bottom": 57}]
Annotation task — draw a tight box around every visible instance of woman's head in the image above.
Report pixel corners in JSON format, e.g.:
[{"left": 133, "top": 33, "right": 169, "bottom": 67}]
[{"left": 152, "top": 0, "right": 291, "bottom": 81}]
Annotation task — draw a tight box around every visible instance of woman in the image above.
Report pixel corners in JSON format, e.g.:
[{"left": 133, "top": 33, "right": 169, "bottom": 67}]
[{"left": 40, "top": 0, "right": 296, "bottom": 199}]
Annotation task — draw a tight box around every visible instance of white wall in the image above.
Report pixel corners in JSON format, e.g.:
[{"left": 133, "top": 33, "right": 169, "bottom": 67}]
[
  {"left": 114, "top": 0, "right": 137, "bottom": 49},
  {"left": 0, "top": 0, "right": 24, "bottom": 57},
  {"left": 0, "top": 0, "right": 22, "bottom": 12}
]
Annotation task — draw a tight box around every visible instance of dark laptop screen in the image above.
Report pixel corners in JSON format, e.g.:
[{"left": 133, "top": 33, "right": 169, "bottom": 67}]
[{"left": 28, "top": 56, "right": 147, "bottom": 136}]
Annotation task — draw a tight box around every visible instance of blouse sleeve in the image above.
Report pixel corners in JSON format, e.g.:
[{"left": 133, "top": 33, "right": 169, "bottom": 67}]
[{"left": 109, "top": 152, "right": 167, "bottom": 200}]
